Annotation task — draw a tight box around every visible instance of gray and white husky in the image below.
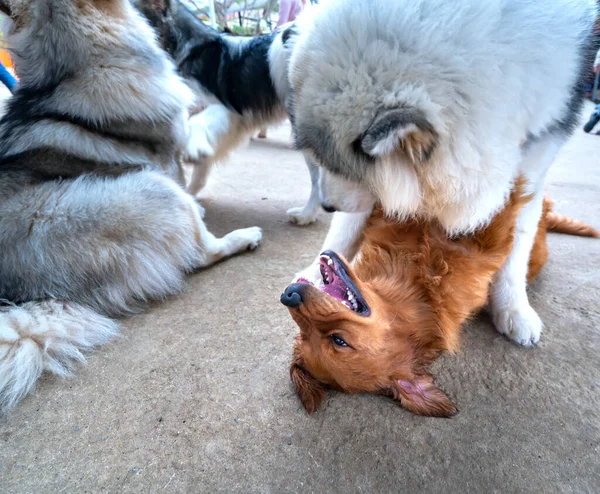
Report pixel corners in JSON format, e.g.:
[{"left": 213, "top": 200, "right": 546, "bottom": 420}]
[
  {"left": 290, "top": 0, "right": 597, "bottom": 347},
  {"left": 0, "top": 0, "right": 262, "bottom": 413},
  {"left": 135, "top": 0, "right": 321, "bottom": 226}
]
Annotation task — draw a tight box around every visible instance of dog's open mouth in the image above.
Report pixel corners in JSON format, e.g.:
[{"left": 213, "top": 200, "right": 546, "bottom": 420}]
[{"left": 298, "top": 250, "right": 371, "bottom": 316}]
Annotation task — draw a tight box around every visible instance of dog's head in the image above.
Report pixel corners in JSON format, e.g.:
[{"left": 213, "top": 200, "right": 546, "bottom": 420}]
[
  {"left": 0, "top": 0, "right": 162, "bottom": 87},
  {"left": 281, "top": 251, "right": 457, "bottom": 418},
  {"left": 0, "top": 1, "right": 131, "bottom": 37},
  {"left": 288, "top": 0, "right": 445, "bottom": 219},
  {"left": 293, "top": 101, "right": 440, "bottom": 218},
  {"left": 134, "top": 0, "right": 217, "bottom": 57}
]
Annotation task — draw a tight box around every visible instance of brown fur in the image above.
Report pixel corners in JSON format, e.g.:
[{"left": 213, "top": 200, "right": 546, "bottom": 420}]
[
  {"left": 287, "top": 183, "right": 597, "bottom": 417},
  {"left": 79, "top": 0, "right": 124, "bottom": 17}
]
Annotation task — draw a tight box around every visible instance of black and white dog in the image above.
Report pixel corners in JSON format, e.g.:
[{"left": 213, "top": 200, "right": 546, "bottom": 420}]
[{"left": 136, "top": 0, "right": 320, "bottom": 225}]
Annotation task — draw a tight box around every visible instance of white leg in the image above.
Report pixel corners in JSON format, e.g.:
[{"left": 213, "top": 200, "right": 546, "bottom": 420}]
[
  {"left": 196, "top": 222, "right": 263, "bottom": 268},
  {"left": 184, "top": 104, "right": 233, "bottom": 195},
  {"left": 287, "top": 155, "right": 321, "bottom": 226},
  {"left": 187, "top": 157, "right": 213, "bottom": 196},
  {"left": 293, "top": 210, "right": 371, "bottom": 283},
  {"left": 153, "top": 173, "right": 262, "bottom": 268},
  {"left": 184, "top": 104, "right": 232, "bottom": 162},
  {"left": 490, "top": 136, "right": 563, "bottom": 346}
]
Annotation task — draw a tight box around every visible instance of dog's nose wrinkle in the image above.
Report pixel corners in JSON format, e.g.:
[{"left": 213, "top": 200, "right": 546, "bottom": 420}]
[{"left": 281, "top": 285, "right": 304, "bottom": 308}]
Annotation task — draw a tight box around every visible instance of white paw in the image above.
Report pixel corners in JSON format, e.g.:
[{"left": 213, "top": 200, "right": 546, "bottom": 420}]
[
  {"left": 287, "top": 206, "right": 317, "bottom": 226},
  {"left": 292, "top": 261, "right": 321, "bottom": 285},
  {"left": 184, "top": 134, "right": 213, "bottom": 163},
  {"left": 234, "top": 226, "right": 263, "bottom": 251},
  {"left": 492, "top": 302, "right": 543, "bottom": 347}
]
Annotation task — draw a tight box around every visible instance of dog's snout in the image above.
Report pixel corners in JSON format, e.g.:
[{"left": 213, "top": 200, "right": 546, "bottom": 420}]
[
  {"left": 321, "top": 203, "right": 337, "bottom": 213},
  {"left": 281, "top": 284, "right": 306, "bottom": 308}
]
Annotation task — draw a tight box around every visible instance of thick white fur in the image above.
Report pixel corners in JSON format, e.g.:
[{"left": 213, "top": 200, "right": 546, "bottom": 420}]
[
  {"left": 0, "top": 301, "right": 119, "bottom": 412},
  {"left": 291, "top": 0, "right": 596, "bottom": 345},
  {"left": 290, "top": 0, "right": 594, "bottom": 231}
]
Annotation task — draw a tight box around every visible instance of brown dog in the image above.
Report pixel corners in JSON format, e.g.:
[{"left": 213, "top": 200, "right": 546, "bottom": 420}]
[{"left": 281, "top": 182, "right": 598, "bottom": 417}]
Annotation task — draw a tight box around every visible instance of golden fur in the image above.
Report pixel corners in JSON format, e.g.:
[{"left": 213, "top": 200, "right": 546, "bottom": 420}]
[{"left": 286, "top": 183, "right": 598, "bottom": 417}]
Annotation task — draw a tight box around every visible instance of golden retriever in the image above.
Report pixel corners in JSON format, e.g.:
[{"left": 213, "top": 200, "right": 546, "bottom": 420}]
[{"left": 281, "top": 182, "right": 598, "bottom": 417}]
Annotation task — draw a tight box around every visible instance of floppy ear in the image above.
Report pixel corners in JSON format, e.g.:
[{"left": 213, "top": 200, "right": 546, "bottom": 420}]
[
  {"left": 361, "top": 108, "right": 438, "bottom": 163},
  {"left": 389, "top": 374, "right": 457, "bottom": 418},
  {"left": 290, "top": 361, "right": 327, "bottom": 414}
]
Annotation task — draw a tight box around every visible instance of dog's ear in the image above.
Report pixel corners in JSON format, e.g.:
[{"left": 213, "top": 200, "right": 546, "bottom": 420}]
[
  {"left": 361, "top": 108, "right": 438, "bottom": 164},
  {"left": 389, "top": 374, "right": 457, "bottom": 418},
  {"left": 0, "top": 1, "right": 11, "bottom": 17},
  {"left": 290, "top": 361, "right": 327, "bottom": 414}
]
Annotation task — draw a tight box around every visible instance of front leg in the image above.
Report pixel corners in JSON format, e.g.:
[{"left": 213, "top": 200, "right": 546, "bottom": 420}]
[
  {"left": 294, "top": 210, "right": 371, "bottom": 284},
  {"left": 185, "top": 104, "right": 233, "bottom": 195},
  {"left": 490, "top": 190, "right": 545, "bottom": 346},
  {"left": 490, "top": 135, "right": 562, "bottom": 346}
]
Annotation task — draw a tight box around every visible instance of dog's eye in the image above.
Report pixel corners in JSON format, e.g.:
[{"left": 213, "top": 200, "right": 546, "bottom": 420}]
[{"left": 329, "top": 334, "right": 349, "bottom": 348}]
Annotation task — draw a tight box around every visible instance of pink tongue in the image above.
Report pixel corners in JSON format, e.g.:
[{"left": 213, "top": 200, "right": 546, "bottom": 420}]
[{"left": 321, "top": 281, "right": 347, "bottom": 302}]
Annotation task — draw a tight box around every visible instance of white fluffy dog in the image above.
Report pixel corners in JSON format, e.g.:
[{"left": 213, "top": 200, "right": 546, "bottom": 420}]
[{"left": 289, "top": 0, "right": 597, "bottom": 346}]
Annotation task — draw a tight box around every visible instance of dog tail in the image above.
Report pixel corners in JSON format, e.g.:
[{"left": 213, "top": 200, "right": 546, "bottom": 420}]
[
  {"left": 543, "top": 197, "right": 599, "bottom": 238},
  {"left": 0, "top": 300, "right": 118, "bottom": 413}
]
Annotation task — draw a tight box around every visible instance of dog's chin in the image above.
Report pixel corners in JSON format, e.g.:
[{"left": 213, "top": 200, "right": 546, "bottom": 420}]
[
  {"left": 318, "top": 169, "right": 376, "bottom": 213},
  {"left": 319, "top": 192, "right": 376, "bottom": 214},
  {"left": 325, "top": 201, "right": 375, "bottom": 214}
]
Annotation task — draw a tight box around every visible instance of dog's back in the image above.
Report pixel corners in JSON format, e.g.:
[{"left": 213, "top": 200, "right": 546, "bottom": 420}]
[
  {"left": 137, "top": 0, "right": 284, "bottom": 119},
  {"left": 0, "top": 0, "right": 194, "bottom": 194},
  {"left": 0, "top": 0, "right": 199, "bottom": 413}
]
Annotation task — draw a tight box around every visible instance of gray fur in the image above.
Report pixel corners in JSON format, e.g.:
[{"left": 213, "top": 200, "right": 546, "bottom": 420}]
[
  {"left": 0, "top": 0, "right": 261, "bottom": 413},
  {"left": 0, "top": 172, "right": 202, "bottom": 316}
]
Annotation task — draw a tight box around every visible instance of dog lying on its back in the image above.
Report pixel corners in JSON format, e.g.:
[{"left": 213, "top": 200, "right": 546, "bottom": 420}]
[
  {"left": 281, "top": 183, "right": 598, "bottom": 417},
  {"left": 135, "top": 0, "right": 321, "bottom": 225}
]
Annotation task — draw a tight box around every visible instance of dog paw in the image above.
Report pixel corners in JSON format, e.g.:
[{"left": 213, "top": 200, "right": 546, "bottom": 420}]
[
  {"left": 236, "top": 226, "right": 263, "bottom": 251},
  {"left": 184, "top": 135, "right": 214, "bottom": 163},
  {"left": 287, "top": 207, "right": 317, "bottom": 226},
  {"left": 492, "top": 302, "right": 543, "bottom": 347},
  {"left": 293, "top": 262, "right": 321, "bottom": 285}
]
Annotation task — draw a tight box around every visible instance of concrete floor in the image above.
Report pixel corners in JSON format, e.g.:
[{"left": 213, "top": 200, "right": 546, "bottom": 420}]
[{"left": 1, "top": 110, "right": 599, "bottom": 493}]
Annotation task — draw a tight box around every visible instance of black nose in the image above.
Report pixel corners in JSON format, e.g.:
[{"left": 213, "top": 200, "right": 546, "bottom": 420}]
[
  {"left": 321, "top": 203, "right": 337, "bottom": 213},
  {"left": 280, "top": 283, "right": 305, "bottom": 308}
]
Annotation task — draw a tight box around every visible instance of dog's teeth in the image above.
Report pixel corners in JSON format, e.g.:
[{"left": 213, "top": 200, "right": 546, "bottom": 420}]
[
  {"left": 327, "top": 259, "right": 333, "bottom": 266},
  {"left": 344, "top": 302, "right": 352, "bottom": 309},
  {"left": 347, "top": 291, "right": 355, "bottom": 301},
  {"left": 352, "top": 300, "right": 358, "bottom": 310}
]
